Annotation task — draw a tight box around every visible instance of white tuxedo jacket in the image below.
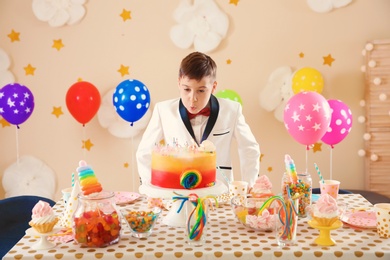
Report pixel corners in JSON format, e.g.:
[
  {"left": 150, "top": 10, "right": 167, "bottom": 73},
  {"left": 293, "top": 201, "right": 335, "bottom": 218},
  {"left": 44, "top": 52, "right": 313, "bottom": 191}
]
[{"left": 136, "top": 95, "right": 260, "bottom": 187}]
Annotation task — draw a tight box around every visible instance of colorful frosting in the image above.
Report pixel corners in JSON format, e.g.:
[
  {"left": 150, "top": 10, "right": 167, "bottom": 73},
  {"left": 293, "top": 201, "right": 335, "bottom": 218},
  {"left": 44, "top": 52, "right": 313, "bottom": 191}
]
[
  {"left": 77, "top": 160, "right": 102, "bottom": 195},
  {"left": 30, "top": 200, "right": 57, "bottom": 224},
  {"left": 251, "top": 175, "right": 274, "bottom": 198},
  {"left": 312, "top": 194, "right": 339, "bottom": 218}
]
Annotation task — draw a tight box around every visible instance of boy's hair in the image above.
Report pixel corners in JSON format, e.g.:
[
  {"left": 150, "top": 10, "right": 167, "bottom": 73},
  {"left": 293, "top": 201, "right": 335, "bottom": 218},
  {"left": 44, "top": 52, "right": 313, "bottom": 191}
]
[{"left": 179, "top": 52, "right": 217, "bottom": 81}]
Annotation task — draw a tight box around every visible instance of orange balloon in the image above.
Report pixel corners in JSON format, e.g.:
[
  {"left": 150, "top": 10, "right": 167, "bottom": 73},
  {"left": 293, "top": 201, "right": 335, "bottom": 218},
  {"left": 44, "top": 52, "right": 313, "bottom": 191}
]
[{"left": 292, "top": 67, "right": 324, "bottom": 94}]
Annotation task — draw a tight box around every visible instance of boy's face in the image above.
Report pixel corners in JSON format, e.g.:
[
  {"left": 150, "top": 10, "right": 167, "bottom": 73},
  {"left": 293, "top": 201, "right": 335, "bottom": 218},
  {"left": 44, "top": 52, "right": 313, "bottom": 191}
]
[{"left": 178, "top": 76, "right": 216, "bottom": 114}]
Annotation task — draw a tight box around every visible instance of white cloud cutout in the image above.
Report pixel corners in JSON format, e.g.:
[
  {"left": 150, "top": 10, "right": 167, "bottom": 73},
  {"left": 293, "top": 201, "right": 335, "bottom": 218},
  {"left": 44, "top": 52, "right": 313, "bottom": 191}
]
[
  {"left": 170, "top": 0, "right": 229, "bottom": 53},
  {"left": 0, "top": 48, "right": 15, "bottom": 88},
  {"left": 32, "top": 0, "right": 87, "bottom": 27},
  {"left": 259, "top": 66, "right": 294, "bottom": 122},
  {"left": 307, "top": 0, "right": 352, "bottom": 13}
]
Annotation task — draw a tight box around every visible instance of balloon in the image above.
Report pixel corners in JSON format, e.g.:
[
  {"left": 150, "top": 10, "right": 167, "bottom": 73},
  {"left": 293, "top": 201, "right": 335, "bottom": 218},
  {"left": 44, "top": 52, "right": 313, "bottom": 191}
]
[
  {"left": 0, "top": 83, "right": 35, "bottom": 126},
  {"left": 215, "top": 89, "right": 242, "bottom": 105},
  {"left": 284, "top": 91, "right": 331, "bottom": 147},
  {"left": 321, "top": 99, "right": 352, "bottom": 147},
  {"left": 113, "top": 79, "right": 150, "bottom": 125},
  {"left": 66, "top": 81, "right": 101, "bottom": 125},
  {"left": 292, "top": 67, "right": 324, "bottom": 94}
]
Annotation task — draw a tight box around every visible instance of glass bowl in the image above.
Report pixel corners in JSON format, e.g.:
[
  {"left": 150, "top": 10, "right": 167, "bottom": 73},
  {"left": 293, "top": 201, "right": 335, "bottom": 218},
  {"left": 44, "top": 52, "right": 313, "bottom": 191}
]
[
  {"left": 121, "top": 207, "right": 161, "bottom": 238},
  {"left": 231, "top": 196, "right": 279, "bottom": 231}
]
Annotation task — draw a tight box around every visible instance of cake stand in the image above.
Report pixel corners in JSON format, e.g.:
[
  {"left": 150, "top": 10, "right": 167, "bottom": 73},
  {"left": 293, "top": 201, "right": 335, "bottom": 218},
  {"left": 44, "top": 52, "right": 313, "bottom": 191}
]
[
  {"left": 139, "top": 181, "right": 228, "bottom": 227},
  {"left": 25, "top": 227, "right": 61, "bottom": 250},
  {"left": 308, "top": 220, "right": 343, "bottom": 246}
]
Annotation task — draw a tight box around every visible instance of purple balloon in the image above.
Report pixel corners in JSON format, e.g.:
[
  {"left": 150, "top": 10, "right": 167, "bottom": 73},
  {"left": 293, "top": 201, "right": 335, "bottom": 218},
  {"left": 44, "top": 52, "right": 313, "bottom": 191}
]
[{"left": 0, "top": 83, "right": 35, "bottom": 126}]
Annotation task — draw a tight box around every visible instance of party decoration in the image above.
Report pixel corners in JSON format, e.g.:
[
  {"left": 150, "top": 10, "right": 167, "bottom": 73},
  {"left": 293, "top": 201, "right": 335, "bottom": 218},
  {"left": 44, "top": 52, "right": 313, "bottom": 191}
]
[
  {"left": 24, "top": 64, "right": 36, "bottom": 76},
  {"left": 7, "top": 29, "right": 20, "bottom": 42},
  {"left": 66, "top": 81, "right": 101, "bottom": 126},
  {"left": 284, "top": 91, "right": 331, "bottom": 147},
  {"left": 323, "top": 54, "right": 335, "bottom": 66},
  {"left": 120, "top": 9, "right": 131, "bottom": 21},
  {"left": 259, "top": 66, "right": 294, "bottom": 122},
  {"left": 215, "top": 89, "right": 242, "bottom": 105},
  {"left": 113, "top": 79, "right": 150, "bottom": 126},
  {"left": 292, "top": 67, "right": 324, "bottom": 94},
  {"left": 98, "top": 88, "right": 152, "bottom": 138},
  {"left": 32, "top": 0, "right": 87, "bottom": 27},
  {"left": 0, "top": 48, "right": 15, "bottom": 88},
  {"left": 307, "top": 0, "right": 352, "bottom": 13},
  {"left": 170, "top": 0, "right": 229, "bottom": 53},
  {"left": 321, "top": 99, "right": 352, "bottom": 147},
  {"left": 0, "top": 83, "right": 35, "bottom": 127}
]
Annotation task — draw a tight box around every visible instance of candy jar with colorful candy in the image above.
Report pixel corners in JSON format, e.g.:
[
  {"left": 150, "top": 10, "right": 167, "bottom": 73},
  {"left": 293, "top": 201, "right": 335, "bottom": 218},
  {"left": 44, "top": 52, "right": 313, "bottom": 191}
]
[{"left": 72, "top": 161, "right": 121, "bottom": 247}]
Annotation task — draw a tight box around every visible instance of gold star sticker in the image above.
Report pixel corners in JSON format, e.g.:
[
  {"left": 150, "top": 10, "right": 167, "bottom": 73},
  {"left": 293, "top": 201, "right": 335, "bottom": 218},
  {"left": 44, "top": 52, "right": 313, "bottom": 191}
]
[
  {"left": 82, "top": 139, "right": 94, "bottom": 151},
  {"left": 229, "top": 0, "right": 239, "bottom": 6},
  {"left": 260, "top": 154, "right": 264, "bottom": 162},
  {"left": 7, "top": 29, "right": 20, "bottom": 42},
  {"left": 312, "top": 142, "right": 322, "bottom": 153},
  {"left": 117, "top": 64, "right": 129, "bottom": 77},
  {"left": 124, "top": 162, "right": 129, "bottom": 168},
  {"left": 0, "top": 118, "right": 11, "bottom": 127},
  {"left": 323, "top": 54, "right": 335, "bottom": 66},
  {"left": 120, "top": 9, "right": 131, "bottom": 21},
  {"left": 52, "top": 39, "right": 64, "bottom": 51},
  {"left": 299, "top": 52, "right": 305, "bottom": 58},
  {"left": 24, "top": 64, "right": 36, "bottom": 76},
  {"left": 51, "top": 106, "right": 63, "bottom": 118},
  {"left": 226, "top": 59, "right": 232, "bottom": 64},
  {"left": 77, "top": 78, "right": 83, "bottom": 82},
  {"left": 267, "top": 166, "right": 273, "bottom": 172}
]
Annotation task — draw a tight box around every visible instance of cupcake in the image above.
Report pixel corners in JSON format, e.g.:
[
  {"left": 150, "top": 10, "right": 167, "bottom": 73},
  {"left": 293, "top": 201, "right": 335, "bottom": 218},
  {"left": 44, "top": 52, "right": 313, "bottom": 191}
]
[
  {"left": 311, "top": 194, "right": 339, "bottom": 226},
  {"left": 251, "top": 175, "right": 274, "bottom": 199},
  {"left": 29, "top": 200, "right": 58, "bottom": 233}
]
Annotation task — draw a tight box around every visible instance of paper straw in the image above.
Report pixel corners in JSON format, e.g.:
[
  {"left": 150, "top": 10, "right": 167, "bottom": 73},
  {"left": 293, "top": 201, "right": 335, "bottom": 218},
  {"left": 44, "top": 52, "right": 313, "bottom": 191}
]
[
  {"left": 314, "top": 163, "right": 324, "bottom": 184},
  {"left": 71, "top": 172, "right": 75, "bottom": 187}
]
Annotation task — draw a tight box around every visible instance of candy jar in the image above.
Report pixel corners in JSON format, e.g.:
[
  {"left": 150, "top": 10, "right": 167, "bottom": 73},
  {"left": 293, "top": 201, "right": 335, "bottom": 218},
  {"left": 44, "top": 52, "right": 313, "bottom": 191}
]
[
  {"left": 281, "top": 172, "right": 312, "bottom": 218},
  {"left": 72, "top": 191, "right": 121, "bottom": 247}
]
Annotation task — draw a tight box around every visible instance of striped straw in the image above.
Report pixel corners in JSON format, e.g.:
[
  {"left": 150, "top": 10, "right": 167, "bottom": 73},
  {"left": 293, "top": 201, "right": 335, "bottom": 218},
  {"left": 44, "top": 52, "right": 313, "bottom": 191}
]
[
  {"left": 314, "top": 163, "right": 324, "bottom": 184},
  {"left": 71, "top": 172, "right": 75, "bottom": 187}
]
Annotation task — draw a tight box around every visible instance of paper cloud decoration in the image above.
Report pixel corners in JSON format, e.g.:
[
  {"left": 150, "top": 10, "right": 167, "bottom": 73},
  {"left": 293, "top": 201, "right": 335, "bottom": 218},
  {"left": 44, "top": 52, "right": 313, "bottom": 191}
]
[
  {"left": 97, "top": 88, "right": 152, "bottom": 138},
  {"left": 32, "top": 0, "right": 87, "bottom": 27},
  {"left": 307, "top": 0, "right": 352, "bottom": 13},
  {"left": 259, "top": 66, "right": 294, "bottom": 122},
  {"left": 170, "top": 0, "right": 229, "bottom": 53},
  {"left": 0, "top": 48, "right": 15, "bottom": 88}
]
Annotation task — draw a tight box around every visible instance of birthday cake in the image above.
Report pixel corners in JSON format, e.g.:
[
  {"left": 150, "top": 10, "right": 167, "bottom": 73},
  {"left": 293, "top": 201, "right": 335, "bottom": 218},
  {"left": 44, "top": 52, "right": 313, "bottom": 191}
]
[{"left": 151, "top": 140, "right": 216, "bottom": 189}]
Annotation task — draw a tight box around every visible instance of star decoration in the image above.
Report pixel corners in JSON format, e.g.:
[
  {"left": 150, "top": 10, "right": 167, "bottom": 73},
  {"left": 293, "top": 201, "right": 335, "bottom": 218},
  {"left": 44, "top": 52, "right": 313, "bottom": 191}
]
[
  {"left": 77, "top": 77, "right": 83, "bottom": 82},
  {"left": 117, "top": 64, "right": 129, "bottom": 77},
  {"left": 51, "top": 106, "right": 63, "bottom": 118},
  {"left": 260, "top": 154, "right": 264, "bottom": 162},
  {"left": 52, "top": 39, "right": 64, "bottom": 51},
  {"left": 120, "top": 9, "right": 131, "bottom": 21},
  {"left": 267, "top": 166, "right": 273, "bottom": 172},
  {"left": 226, "top": 59, "right": 232, "bottom": 64},
  {"left": 7, "top": 29, "right": 20, "bottom": 42},
  {"left": 24, "top": 64, "right": 36, "bottom": 76},
  {"left": 124, "top": 162, "right": 129, "bottom": 168},
  {"left": 229, "top": 0, "right": 239, "bottom": 6},
  {"left": 323, "top": 54, "right": 335, "bottom": 66},
  {"left": 82, "top": 139, "right": 94, "bottom": 151},
  {"left": 312, "top": 142, "right": 322, "bottom": 153},
  {"left": 299, "top": 52, "right": 304, "bottom": 58},
  {"left": 0, "top": 118, "right": 11, "bottom": 127}
]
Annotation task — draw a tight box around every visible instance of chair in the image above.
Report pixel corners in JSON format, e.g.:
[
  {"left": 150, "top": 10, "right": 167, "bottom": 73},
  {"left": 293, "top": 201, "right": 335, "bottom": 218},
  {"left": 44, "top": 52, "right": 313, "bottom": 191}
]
[{"left": 0, "top": 195, "right": 55, "bottom": 259}]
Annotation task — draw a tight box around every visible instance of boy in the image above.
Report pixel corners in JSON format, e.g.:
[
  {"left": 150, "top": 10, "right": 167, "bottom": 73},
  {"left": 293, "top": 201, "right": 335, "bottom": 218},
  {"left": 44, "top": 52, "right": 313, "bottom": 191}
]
[{"left": 136, "top": 52, "right": 260, "bottom": 188}]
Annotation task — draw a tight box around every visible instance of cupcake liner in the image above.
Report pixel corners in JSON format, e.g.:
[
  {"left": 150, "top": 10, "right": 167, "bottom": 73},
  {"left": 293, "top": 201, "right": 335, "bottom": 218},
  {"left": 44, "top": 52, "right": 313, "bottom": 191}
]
[{"left": 29, "top": 218, "right": 59, "bottom": 233}]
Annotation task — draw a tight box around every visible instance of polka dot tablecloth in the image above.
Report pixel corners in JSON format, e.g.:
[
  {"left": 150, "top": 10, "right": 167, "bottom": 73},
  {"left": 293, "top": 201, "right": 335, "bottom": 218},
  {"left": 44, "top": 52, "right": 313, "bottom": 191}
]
[{"left": 4, "top": 194, "right": 390, "bottom": 260}]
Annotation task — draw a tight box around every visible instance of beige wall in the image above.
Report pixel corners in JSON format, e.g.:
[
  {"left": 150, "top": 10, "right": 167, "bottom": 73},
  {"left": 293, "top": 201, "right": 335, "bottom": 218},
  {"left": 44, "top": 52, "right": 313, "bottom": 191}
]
[{"left": 1, "top": 0, "right": 389, "bottom": 200}]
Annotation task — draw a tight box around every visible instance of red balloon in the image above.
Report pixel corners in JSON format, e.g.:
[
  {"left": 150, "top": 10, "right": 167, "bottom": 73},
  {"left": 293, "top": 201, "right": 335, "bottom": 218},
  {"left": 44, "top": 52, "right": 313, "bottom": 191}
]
[{"left": 66, "top": 81, "right": 101, "bottom": 125}]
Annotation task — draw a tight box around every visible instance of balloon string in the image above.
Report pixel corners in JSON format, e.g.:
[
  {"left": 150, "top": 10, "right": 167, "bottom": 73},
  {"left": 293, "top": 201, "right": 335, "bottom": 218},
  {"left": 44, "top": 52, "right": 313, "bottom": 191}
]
[
  {"left": 330, "top": 148, "right": 333, "bottom": 180},
  {"left": 131, "top": 136, "right": 135, "bottom": 192},
  {"left": 305, "top": 147, "right": 308, "bottom": 173},
  {"left": 82, "top": 125, "right": 86, "bottom": 160},
  {"left": 15, "top": 126, "right": 20, "bottom": 167}
]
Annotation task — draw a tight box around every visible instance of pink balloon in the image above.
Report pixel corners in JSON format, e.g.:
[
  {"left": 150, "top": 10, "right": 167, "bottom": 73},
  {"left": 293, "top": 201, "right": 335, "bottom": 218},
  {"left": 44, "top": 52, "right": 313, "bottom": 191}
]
[
  {"left": 321, "top": 99, "right": 352, "bottom": 147},
  {"left": 284, "top": 92, "right": 331, "bottom": 146}
]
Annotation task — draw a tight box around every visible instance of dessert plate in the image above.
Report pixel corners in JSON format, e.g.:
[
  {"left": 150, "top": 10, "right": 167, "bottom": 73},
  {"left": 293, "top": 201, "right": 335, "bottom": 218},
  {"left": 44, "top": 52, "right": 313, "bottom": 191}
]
[
  {"left": 341, "top": 210, "right": 376, "bottom": 229},
  {"left": 114, "top": 191, "right": 141, "bottom": 205}
]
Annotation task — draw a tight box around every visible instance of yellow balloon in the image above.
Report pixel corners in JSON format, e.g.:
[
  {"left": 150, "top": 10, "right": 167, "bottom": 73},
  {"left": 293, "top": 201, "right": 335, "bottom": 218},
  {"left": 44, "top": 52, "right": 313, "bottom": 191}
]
[{"left": 292, "top": 67, "right": 324, "bottom": 94}]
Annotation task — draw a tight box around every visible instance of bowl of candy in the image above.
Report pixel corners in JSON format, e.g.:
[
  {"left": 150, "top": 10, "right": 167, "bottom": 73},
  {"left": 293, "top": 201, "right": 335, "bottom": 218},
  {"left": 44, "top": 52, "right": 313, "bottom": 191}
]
[
  {"left": 121, "top": 207, "right": 162, "bottom": 238},
  {"left": 231, "top": 196, "right": 280, "bottom": 231}
]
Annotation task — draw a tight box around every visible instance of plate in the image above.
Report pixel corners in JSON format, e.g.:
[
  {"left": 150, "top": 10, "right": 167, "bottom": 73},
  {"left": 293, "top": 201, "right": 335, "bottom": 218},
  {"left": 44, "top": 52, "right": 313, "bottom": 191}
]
[
  {"left": 114, "top": 191, "right": 141, "bottom": 205},
  {"left": 341, "top": 210, "right": 376, "bottom": 229}
]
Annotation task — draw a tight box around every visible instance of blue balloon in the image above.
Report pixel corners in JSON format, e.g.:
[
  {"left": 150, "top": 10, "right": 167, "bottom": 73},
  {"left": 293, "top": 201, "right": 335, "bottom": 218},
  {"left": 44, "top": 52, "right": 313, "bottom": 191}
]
[{"left": 113, "top": 79, "right": 150, "bottom": 126}]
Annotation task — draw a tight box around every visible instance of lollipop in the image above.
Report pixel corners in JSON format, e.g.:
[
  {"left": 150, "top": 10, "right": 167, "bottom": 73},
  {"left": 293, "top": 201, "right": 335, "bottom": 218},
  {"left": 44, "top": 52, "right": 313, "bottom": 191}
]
[
  {"left": 77, "top": 160, "right": 102, "bottom": 195},
  {"left": 180, "top": 169, "right": 202, "bottom": 189}
]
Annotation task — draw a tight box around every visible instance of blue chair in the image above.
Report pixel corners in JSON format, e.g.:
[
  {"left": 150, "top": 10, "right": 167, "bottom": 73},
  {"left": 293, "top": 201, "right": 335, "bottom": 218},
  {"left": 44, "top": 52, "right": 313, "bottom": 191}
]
[{"left": 0, "top": 196, "right": 55, "bottom": 258}]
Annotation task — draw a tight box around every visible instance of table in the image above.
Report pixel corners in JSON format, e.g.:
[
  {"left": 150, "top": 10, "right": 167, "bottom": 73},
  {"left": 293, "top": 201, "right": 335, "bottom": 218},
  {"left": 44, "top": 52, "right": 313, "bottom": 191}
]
[{"left": 3, "top": 194, "right": 390, "bottom": 259}]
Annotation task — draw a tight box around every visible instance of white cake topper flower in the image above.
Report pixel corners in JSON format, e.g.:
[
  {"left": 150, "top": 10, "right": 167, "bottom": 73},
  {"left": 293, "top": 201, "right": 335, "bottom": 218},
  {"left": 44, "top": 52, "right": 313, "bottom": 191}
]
[
  {"left": 170, "top": 0, "right": 229, "bottom": 53},
  {"left": 0, "top": 48, "right": 15, "bottom": 88},
  {"left": 259, "top": 66, "right": 294, "bottom": 122},
  {"left": 307, "top": 0, "right": 352, "bottom": 13},
  {"left": 32, "top": 0, "right": 87, "bottom": 27}
]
